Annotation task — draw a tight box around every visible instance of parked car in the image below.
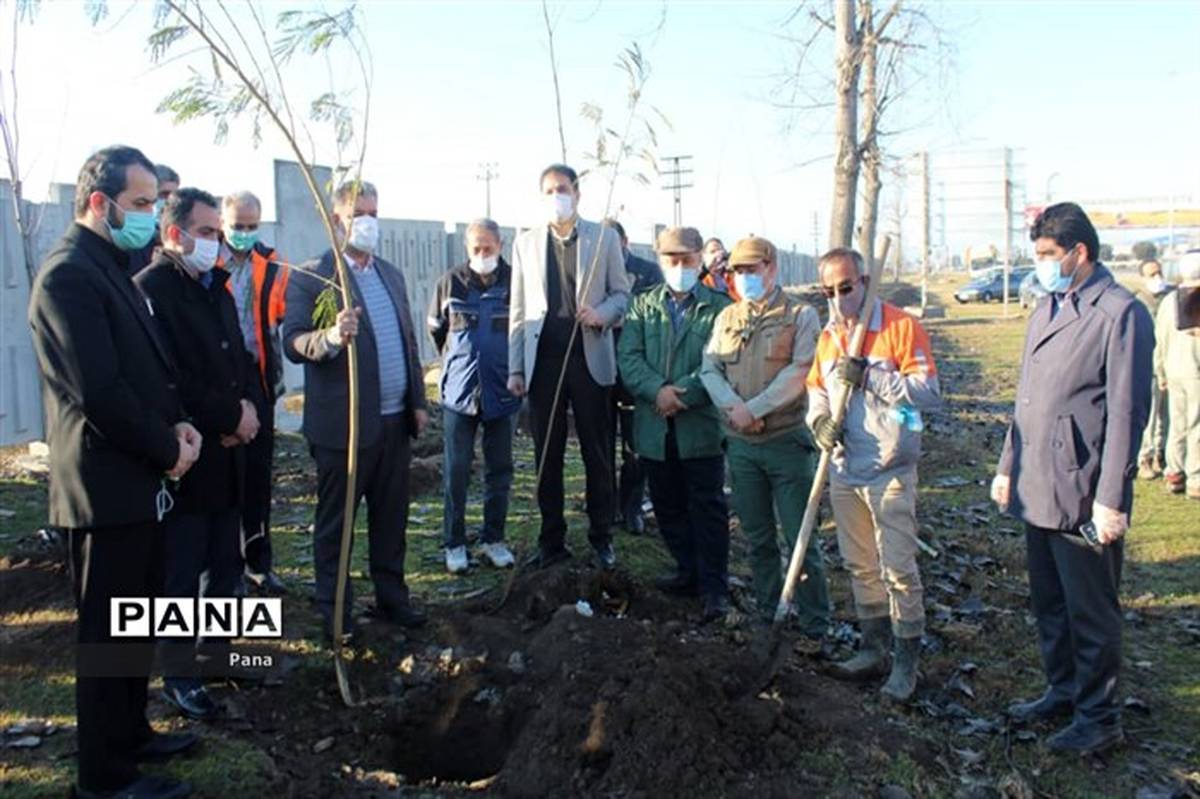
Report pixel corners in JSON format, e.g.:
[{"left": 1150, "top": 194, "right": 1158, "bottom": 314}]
[
  {"left": 1019, "top": 270, "right": 1049, "bottom": 309},
  {"left": 954, "top": 268, "right": 1031, "bottom": 303}
]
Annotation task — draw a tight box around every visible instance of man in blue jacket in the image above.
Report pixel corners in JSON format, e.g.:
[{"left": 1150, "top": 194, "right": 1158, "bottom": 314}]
[
  {"left": 428, "top": 219, "right": 520, "bottom": 573},
  {"left": 992, "top": 202, "right": 1154, "bottom": 755}
]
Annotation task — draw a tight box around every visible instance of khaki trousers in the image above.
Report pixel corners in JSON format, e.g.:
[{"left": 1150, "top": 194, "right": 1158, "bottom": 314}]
[{"left": 829, "top": 467, "right": 925, "bottom": 638}]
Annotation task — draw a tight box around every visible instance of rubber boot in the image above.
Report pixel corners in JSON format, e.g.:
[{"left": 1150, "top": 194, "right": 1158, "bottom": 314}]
[
  {"left": 880, "top": 635, "right": 921, "bottom": 702},
  {"left": 830, "top": 616, "right": 891, "bottom": 682}
]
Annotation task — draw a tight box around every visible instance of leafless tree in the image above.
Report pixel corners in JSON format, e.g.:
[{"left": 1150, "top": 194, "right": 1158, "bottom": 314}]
[
  {"left": 0, "top": 0, "right": 45, "bottom": 286},
  {"left": 774, "top": 1, "right": 954, "bottom": 260}
]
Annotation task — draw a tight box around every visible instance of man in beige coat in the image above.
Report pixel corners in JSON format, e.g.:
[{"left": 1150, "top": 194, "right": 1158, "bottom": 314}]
[
  {"left": 507, "top": 163, "right": 631, "bottom": 569},
  {"left": 1156, "top": 251, "right": 1200, "bottom": 498}
]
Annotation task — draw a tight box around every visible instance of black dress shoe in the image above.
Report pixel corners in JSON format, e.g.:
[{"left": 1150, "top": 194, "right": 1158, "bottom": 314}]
[
  {"left": 258, "top": 571, "right": 288, "bottom": 595},
  {"left": 161, "top": 683, "right": 218, "bottom": 721},
  {"left": 654, "top": 571, "right": 699, "bottom": 596},
  {"left": 592, "top": 542, "right": 617, "bottom": 570},
  {"left": 133, "top": 731, "right": 199, "bottom": 761},
  {"left": 1046, "top": 719, "right": 1125, "bottom": 755},
  {"left": 701, "top": 595, "right": 730, "bottom": 624},
  {"left": 524, "top": 547, "right": 572, "bottom": 570},
  {"left": 74, "top": 775, "right": 192, "bottom": 799},
  {"left": 1007, "top": 691, "right": 1074, "bottom": 724},
  {"left": 386, "top": 605, "right": 428, "bottom": 629}
]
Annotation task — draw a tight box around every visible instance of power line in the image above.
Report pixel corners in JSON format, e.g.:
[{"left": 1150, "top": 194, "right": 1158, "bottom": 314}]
[
  {"left": 660, "top": 155, "right": 694, "bottom": 227},
  {"left": 476, "top": 162, "right": 499, "bottom": 218}
]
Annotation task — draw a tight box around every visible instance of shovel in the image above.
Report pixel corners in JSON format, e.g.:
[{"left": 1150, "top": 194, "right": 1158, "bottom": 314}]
[{"left": 745, "top": 237, "right": 890, "bottom": 694}]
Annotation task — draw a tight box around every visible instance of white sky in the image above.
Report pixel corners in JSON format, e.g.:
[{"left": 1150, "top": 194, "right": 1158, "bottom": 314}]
[{"left": 3, "top": 0, "right": 1199, "bottom": 254}]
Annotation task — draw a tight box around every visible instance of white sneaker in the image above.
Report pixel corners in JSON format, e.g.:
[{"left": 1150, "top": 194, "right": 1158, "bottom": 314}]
[
  {"left": 481, "top": 542, "right": 515, "bottom": 569},
  {"left": 445, "top": 546, "right": 469, "bottom": 574}
]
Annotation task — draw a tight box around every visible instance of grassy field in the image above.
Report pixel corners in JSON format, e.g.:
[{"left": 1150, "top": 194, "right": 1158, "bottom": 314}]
[{"left": 1, "top": 275, "right": 1196, "bottom": 797}]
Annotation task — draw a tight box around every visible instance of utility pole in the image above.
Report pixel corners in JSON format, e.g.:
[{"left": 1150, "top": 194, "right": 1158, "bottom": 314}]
[
  {"left": 1002, "top": 149, "right": 1013, "bottom": 317},
  {"left": 660, "top": 155, "right": 694, "bottom": 226},
  {"left": 920, "top": 151, "right": 930, "bottom": 312},
  {"left": 477, "top": 162, "right": 499, "bottom": 217}
]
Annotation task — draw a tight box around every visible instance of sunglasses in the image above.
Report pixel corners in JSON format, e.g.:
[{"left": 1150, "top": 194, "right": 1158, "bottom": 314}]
[{"left": 821, "top": 279, "right": 860, "bottom": 299}]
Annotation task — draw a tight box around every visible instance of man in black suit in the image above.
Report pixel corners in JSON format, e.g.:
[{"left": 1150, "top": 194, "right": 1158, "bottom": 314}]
[
  {"left": 135, "top": 187, "right": 260, "bottom": 721},
  {"left": 28, "top": 145, "right": 200, "bottom": 799},
  {"left": 282, "top": 179, "right": 429, "bottom": 642}
]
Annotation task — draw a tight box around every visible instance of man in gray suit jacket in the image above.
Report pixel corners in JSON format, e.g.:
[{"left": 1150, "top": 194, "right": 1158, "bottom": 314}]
[
  {"left": 283, "top": 180, "right": 429, "bottom": 641},
  {"left": 992, "top": 202, "right": 1154, "bottom": 755},
  {"left": 507, "top": 164, "right": 631, "bottom": 569}
]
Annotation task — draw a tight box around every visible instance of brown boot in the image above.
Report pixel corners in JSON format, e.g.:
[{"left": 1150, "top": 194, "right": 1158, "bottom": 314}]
[
  {"left": 1137, "top": 457, "right": 1160, "bottom": 480},
  {"left": 1165, "top": 472, "right": 1186, "bottom": 495}
]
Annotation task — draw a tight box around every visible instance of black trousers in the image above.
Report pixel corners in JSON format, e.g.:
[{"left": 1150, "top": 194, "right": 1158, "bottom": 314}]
[
  {"left": 312, "top": 414, "right": 411, "bottom": 628},
  {"left": 642, "top": 430, "right": 730, "bottom": 600},
  {"left": 1026, "top": 524, "right": 1124, "bottom": 725},
  {"left": 159, "top": 508, "right": 243, "bottom": 683},
  {"left": 70, "top": 523, "right": 162, "bottom": 791},
  {"left": 612, "top": 393, "right": 646, "bottom": 522},
  {"left": 527, "top": 339, "right": 615, "bottom": 553},
  {"left": 242, "top": 377, "right": 275, "bottom": 575}
]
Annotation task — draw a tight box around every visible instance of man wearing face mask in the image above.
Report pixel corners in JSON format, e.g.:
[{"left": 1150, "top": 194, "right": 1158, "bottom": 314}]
[
  {"left": 618, "top": 227, "right": 733, "bottom": 621},
  {"left": 604, "top": 218, "right": 663, "bottom": 536},
  {"left": 135, "top": 187, "right": 258, "bottom": 722},
  {"left": 700, "top": 236, "right": 830, "bottom": 635},
  {"left": 428, "top": 219, "right": 520, "bottom": 574},
  {"left": 992, "top": 202, "right": 1154, "bottom": 755},
  {"left": 1133, "top": 259, "right": 1174, "bottom": 480},
  {"left": 283, "top": 180, "right": 429, "bottom": 642},
  {"left": 806, "top": 247, "right": 940, "bottom": 703},
  {"left": 218, "top": 190, "right": 290, "bottom": 595},
  {"left": 29, "top": 145, "right": 200, "bottom": 799},
  {"left": 507, "top": 164, "right": 631, "bottom": 570},
  {"left": 128, "top": 163, "right": 180, "bottom": 275}
]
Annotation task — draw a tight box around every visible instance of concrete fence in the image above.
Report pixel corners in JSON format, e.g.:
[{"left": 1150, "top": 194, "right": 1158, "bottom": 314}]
[{"left": 0, "top": 160, "right": 817, "bottom": 446}]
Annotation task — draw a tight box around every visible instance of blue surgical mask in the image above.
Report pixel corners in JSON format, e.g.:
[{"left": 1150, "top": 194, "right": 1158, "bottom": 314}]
[
  {"left": 1035, "top": 257, "right": 1072, "bottom": 293},
  {"left": 105, "top": 196, "right": 158, "bottom": 251},
  {"left": 734, "top": 272, "right": 766, "bottom": 302},
  {"left": 664, "top": 265, "right": 698, "bottom": 293},
  {"left": 225, "top": 226, "right": 259, "bottom": 253}
]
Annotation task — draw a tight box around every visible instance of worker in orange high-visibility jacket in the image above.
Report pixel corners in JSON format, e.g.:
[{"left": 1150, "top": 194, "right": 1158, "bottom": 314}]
[
  {"left": 218, "top": 190, "right": 289, "bottom": 595},
  {"left": 806, "top": 247, "right": 940, "bottom": 704}
]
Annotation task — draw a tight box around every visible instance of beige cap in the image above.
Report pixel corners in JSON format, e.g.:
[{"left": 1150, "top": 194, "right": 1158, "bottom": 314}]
[
  {"left": 728, "top": 236, "right": 776, "bottom": 267},
  {"left": 656, "top": 226, "right": 704, "bottom": 254}
]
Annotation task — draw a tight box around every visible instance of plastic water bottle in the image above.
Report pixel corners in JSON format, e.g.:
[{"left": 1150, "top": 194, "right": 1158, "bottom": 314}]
[{"left": 892, "top": 405, "right": 924, "bottom": 432}]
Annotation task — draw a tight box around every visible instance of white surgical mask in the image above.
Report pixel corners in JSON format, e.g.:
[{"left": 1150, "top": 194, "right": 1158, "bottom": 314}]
[
  {"left": 544, "top": 192, "right": 575, "bottom": 223},
  {"left": 469, "top": 254, "right": 499, "bottom": 275},
  {"left": 347, "top": 215, "right": 379, "bottom": 254},
  {"left": 1144, "top": 276, "right": 1165, "bottom": 294},
  {"left": 664, "top": 265, "right": 698, "bottom": 293},
  {"left": 181, "top": 232, "right": 220, "bottom": 274}
]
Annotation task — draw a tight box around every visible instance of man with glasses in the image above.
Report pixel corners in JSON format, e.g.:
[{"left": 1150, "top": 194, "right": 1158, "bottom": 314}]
[{"left": 807, "top": 247, "right": 940, "bottom": 703}]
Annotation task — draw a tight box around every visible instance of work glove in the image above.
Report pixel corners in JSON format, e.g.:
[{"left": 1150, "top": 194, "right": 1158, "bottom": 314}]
[
  {"left": 810, "top": 414, "right": 843, "bottom": 452},
  {"left": 990, "top": 474, "right": 1010, "bottom": 510},
  {"left": 836, "top": 356, "right": 870, "bottom": 389},
  {"left": 1091, "top": 502, "right": 1128, "bottom": 544}
]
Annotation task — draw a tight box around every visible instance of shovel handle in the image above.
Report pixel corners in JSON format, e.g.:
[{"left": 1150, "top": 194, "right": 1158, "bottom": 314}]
[{"left": 774, "top": 237, "right": 891, "bottom": 623}]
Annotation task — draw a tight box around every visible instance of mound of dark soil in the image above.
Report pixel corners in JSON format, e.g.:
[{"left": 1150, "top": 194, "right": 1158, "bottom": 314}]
[{"left": 387, "top": 564, "right": 933, "bottom": 798}]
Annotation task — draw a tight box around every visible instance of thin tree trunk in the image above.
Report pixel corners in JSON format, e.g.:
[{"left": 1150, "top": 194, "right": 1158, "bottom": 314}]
[
  {"left": 829, "top": 0, "right": 861, "bottom": 249},
  {"left": 857, "top": 1, "right": 880, "bottom": 267}
]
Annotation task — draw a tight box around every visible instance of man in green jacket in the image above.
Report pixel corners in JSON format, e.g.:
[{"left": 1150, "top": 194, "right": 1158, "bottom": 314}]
[
  {"left": 700, "top": 236, "right": 830, "bottom": 635},
  {"left": 617, "top": 226, "right": 734, "bottom": 622}
]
